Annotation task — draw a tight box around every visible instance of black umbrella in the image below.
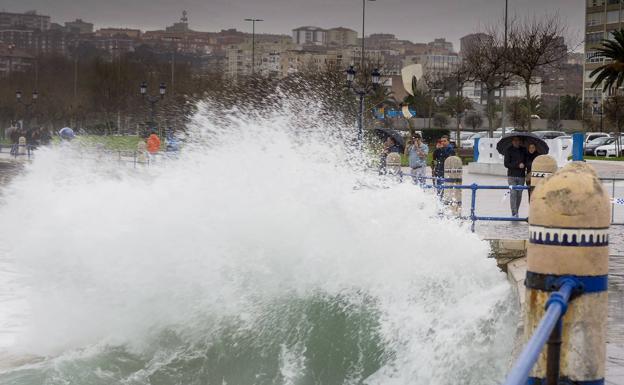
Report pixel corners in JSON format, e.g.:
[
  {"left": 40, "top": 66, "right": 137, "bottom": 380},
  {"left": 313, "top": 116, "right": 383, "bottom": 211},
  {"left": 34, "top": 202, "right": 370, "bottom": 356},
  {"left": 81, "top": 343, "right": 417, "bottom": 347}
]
[
  {"left": 374, "top": 128, "right": 405, "bottom": 152},
  {"left": 496, "top": 132, "right": 549, "bottom": 155}
]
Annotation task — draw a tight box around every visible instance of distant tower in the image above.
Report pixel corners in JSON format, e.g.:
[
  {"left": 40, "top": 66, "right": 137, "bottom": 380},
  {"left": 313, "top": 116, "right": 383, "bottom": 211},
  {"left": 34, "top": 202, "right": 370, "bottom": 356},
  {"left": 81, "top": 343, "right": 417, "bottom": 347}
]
[{"left": 166, "top": 10, "right": 190, "bottom": 33}]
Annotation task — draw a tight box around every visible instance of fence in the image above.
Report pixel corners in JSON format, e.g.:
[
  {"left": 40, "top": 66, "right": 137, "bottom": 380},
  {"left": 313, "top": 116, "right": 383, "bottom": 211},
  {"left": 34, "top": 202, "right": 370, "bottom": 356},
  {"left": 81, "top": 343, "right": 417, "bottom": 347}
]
[
  {"left": 397, "top": 173, "right": 624, "bottom": 229},
  {"left": 399, "top": 173, "right": 530, "bottom": 232},
  {"left": 0, "top": 144, "right": 177, "bottom": 168},
  {"left": 600, "top": 177, "right": 624, "bottom": 225},
  {"left": 0, "top": 144, "right": 36, "bottom": 159}
]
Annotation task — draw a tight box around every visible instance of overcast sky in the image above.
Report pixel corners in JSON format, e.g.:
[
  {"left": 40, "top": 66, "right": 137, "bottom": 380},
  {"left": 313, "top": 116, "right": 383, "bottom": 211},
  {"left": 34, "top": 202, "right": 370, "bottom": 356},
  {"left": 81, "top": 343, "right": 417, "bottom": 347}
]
[{"left": 2, "top": 0, "right": 584, "bottom": 49}]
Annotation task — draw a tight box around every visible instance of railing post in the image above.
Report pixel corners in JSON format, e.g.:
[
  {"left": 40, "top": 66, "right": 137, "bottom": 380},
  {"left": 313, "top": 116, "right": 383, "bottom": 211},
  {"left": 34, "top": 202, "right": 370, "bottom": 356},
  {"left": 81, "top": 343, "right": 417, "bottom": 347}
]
[
  {"left": 470, "top": 183, "right": 478, "bottom": 232},
  {"left": 526, "top": 162, "right": 610, "bottom": 384},
  {"left": 386, "top": 153, "right": 402, "bottom": 176},
  {"left": 545, "top": 319, "right": 562, "bottom": 385},
  {"left": 17, "top": 136, "right": 27, "bottom": 157},
  {"left": 529, "top": 155, "right": 557, "bottom": 201},
  {"left": 443, "top": 156, "right": 463, "bottom": 217}
]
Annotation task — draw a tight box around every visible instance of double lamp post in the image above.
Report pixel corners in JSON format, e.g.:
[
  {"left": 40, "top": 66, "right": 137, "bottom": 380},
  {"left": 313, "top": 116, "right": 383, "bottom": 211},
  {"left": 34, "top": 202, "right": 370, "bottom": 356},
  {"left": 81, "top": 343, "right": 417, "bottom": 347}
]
[
  {"left": 140, "top": 81, "right": 166, "bottom": 135},
  {"left": 15, "top": 89, "right": 38, "bottom": 129},
  {"left": 346, "top": 65, "right": 381, "bottom": 148}
]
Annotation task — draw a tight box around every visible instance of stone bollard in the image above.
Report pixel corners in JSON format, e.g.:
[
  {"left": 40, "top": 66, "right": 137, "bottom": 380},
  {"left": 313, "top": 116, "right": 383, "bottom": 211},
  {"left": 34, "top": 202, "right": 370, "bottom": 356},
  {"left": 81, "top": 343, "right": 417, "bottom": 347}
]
[
  {"left": 17, "top": 136, "right": 27, "bottom": 156},
  {"left": 443, "top": 156, "right": 463, "bottom": 217},
  {"left": 386, "top": 152, "right": 402, "bottom": 175},
  {"left": 526, "top": 162, "right": 610, "bottom": 384},
  {"left": 137, "top": 140, "right": 148, "bottom": 165},
  {"left": 529, "top": 155, "right": 558, "bottom": 199}
]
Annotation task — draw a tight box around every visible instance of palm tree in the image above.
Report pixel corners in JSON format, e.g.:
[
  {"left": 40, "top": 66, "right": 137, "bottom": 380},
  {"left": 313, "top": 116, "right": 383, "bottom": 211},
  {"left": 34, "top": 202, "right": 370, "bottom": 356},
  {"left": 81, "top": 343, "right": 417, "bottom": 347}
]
[
  {"left": 590, "top": 29, "right": 624, "bottom": 92},
  {"left": 559, "top": 95, "right": 582, "bottom": 120},
  {"left": 367, "top": 82, "right": 398, "bottom": 129}
]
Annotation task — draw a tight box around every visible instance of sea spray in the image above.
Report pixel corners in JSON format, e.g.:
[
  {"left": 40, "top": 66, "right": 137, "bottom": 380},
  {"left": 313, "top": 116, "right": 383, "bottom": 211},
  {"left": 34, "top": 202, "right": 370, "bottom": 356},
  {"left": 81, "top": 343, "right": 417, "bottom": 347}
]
[{"left": 0, "top": 97, "right": 517, "bottom": 385}]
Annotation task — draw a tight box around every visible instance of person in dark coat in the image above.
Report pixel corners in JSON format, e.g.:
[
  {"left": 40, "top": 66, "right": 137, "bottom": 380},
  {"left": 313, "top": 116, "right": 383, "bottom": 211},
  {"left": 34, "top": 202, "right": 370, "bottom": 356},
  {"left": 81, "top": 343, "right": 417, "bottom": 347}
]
[
  {"left": 432, "top": 136, "right": 455, "bottom": 176},
  {"left": 525, "top": 143, "right": 539, "bottom": 201},
  {"left": 504, "top": 137, "right": 527, "bottom": 217},
  {"left": 432, "top": 136, "right": 456, "bottom": 194}
]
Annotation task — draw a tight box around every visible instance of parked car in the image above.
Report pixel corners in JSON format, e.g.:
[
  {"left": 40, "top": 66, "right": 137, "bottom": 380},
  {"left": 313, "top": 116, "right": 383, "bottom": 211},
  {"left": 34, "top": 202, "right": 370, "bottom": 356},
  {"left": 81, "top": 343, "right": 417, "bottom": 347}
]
[
  {"left": 595, "top": 136, "right": 624, "bottom": 157},
  {"left": 585, "top": 137, "right": 615, "bottom": 155},
  {"left": 555, "top": 135, "right": 572, "bottom": 140},
  {"left": 534, "top": 131, "right": 566, "bottom": 140},
  {"left": 584, "top": 132, "right": 610, "bottom": 147},
  {"left": 460, "top": 133, "right": 479, "bottom": 148}
]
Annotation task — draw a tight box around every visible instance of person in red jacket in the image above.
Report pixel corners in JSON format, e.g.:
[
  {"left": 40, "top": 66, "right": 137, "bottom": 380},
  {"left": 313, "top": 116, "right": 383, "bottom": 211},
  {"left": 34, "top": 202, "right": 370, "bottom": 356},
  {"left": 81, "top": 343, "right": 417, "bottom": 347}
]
[{"left": 146, "top": 132, "right": 161, "bottom": 154}]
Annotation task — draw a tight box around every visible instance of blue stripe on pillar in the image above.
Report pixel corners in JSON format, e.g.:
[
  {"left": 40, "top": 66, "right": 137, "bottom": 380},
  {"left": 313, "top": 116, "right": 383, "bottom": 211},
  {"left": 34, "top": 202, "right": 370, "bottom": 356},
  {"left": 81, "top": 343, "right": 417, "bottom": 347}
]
[
  {"left": 527, "top": 377, "right": 604, "bottom": 385},
  {"left": 525, "top": 272, "right": 608, "bottom": 294}
]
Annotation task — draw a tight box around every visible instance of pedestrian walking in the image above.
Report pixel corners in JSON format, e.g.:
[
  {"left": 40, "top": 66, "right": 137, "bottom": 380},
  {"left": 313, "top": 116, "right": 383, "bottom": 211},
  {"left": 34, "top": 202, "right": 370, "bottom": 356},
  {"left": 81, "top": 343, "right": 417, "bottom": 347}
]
[
  {"left": 405, "top": 133, "right": 428, "bottom": 184},
  {"left": 504, "top": 137, "right": 527, "bottom": 217}
]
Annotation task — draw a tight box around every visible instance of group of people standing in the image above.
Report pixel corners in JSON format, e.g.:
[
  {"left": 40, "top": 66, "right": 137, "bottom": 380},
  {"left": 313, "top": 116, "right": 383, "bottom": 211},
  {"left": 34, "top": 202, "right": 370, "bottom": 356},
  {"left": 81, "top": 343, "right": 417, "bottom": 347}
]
[
  {"left": 380, "top": 131, "right": 545, "bottom": 218},
  {"left": 379, "top": 133, "right": 456, "bottom": 187},
  {"left": 504, "top": 137, "right": 539, "bottom": 217},
  {"left": 405, "top": 134, "right": 455, "bottom": 184}
]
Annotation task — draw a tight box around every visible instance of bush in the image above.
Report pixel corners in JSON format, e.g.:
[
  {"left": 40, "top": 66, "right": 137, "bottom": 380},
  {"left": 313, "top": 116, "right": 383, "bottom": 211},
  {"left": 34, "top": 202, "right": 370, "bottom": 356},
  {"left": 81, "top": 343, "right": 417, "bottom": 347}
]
[{"left": 421, "top": 129, "right": 450, "bottom": 144}]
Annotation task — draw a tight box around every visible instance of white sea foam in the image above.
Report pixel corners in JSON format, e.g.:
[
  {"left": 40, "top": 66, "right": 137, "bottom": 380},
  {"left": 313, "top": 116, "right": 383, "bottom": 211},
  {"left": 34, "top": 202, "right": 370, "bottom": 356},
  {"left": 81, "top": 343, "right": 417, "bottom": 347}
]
[{"left": 0, "top": 98, "right": 516, "bottom": 384}]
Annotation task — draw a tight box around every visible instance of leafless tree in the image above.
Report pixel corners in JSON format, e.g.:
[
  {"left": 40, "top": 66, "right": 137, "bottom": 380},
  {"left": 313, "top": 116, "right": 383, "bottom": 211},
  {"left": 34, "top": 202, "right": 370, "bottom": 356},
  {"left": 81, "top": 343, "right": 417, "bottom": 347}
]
[
  {"left": 507, "top": 14, "right": 568, "bottom": 131},
  {"left": 463, "top": 29, "right": 510, "bottom": 137}
]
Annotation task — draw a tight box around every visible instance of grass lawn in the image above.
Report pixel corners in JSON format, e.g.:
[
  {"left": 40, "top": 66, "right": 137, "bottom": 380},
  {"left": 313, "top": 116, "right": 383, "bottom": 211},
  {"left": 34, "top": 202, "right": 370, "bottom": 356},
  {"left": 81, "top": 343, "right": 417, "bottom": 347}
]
[
  {"left": 49, "top": 135, "right": 166, "bottom": 151},
  {"left": 584, "top": 156, "right": 624, "bottom": 161},
  {"left": 74, "top": 135, "right": 144, "bottom": 151}
]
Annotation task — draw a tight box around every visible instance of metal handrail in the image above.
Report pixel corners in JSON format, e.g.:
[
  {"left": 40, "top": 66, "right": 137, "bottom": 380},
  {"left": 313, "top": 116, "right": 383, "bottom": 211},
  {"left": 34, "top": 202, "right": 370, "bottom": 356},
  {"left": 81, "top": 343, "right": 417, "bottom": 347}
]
[
  {"left": 502, "top": 278, "right": 581, "bottom": 385},
  {"left": 397, "top": 174, "right": 531, "bottom": 231}
]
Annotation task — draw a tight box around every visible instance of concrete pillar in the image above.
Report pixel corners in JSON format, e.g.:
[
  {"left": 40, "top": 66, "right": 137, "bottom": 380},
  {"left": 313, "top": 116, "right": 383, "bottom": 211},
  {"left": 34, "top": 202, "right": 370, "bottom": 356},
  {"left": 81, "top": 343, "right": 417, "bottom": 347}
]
[
  {"left": 17, "top": 136, "right": 26, "bottom": 156},
  {"left": 529, "top": 155, "right": 558, "bottom": 194},
  {"left": 443, "top": 156, "right": 463, "bottom": 217},
  {"left": 526, "top": 162, "right": 610, "bottom": 384},
  {"left": 137, "top": 140, "right": 147, "bottom": 164},
  {"left": 386, "top": 152, "right": 402, "bottom": 175}
]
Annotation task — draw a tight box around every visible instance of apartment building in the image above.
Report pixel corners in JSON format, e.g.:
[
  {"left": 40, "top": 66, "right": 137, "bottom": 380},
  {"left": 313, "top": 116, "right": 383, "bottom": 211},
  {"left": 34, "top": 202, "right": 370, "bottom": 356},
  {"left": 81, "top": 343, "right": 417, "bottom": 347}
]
[
  {"left": 584, "top": 0, "right": 624, "bottom": 104},
  {"left": 0, "top": 11, "right": 50, "bottom": 31}
]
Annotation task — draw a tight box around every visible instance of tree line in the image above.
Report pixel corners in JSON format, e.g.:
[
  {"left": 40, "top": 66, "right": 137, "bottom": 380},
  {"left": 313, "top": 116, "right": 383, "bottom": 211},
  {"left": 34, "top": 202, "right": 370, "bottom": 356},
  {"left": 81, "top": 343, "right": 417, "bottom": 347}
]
[{"left": 0, "top": 46, "right": 358, "bottom": 140}]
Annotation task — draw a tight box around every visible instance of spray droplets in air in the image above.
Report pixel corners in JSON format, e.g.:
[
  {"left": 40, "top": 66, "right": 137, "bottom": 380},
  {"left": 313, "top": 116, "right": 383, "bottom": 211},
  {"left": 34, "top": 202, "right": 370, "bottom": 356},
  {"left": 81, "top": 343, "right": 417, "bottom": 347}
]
[{"left": 0, "top": 92, "right": 516, "bottom": 385}]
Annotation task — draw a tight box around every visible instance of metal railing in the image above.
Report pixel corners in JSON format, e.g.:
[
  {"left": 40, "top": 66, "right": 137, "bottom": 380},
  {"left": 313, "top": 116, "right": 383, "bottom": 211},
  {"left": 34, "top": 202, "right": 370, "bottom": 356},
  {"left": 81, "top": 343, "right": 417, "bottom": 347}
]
[
  {"left": 502, "top": 277, "right": 581, "bottom": 385},
  {"left": 399, "top": 172, "right": 530, "bottom": 232},
  {"left": 0, "top": 144, "right": 36, "bottom": 159},
  {"left": 600, "top": 177, "right": 624, "bottom": 225}
]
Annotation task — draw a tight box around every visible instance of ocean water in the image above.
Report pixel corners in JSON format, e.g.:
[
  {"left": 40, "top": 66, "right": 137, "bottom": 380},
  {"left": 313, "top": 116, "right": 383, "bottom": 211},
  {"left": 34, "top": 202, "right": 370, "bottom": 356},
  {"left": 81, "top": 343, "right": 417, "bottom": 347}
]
[{"left": 0, "top": 100, "right": 517, "bottom": 385}]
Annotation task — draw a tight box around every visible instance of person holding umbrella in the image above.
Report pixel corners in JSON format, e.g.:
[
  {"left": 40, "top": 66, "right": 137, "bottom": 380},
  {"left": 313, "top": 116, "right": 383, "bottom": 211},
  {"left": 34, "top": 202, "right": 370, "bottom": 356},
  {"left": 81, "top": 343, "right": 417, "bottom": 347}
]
[
  {"left": 497, "top": 132, "right": 549, "bottom": 217},
  {"left": 525, "top": 143, "right": 539, "bottom": 201},
  {"left": 504, "top": 137, "right": 526, "bottom": 217}
]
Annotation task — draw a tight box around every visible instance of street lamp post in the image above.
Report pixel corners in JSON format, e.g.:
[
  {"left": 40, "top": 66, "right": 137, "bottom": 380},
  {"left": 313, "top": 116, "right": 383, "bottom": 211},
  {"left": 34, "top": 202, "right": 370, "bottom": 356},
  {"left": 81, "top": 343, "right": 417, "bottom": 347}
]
[
  {"left": 244, "top": 18, "right": 263, "bottom": 75},
  {"left": 15, "top": 89, "right": 38, "bottom": 129},
  {"left": 346, "top": 65, "right": 381, "bottom": 149},
  {"left": 593, "top": 98, "right": 603, "bottom": 133},
  {"left": 360, "top": 0, "right": 376, "bottom": 70},
  {"left": 140, "top": 82, "right": 166, "bottom": 135},
  {"left": 501, "top": 0, "right": 509, "bottom": 135}
]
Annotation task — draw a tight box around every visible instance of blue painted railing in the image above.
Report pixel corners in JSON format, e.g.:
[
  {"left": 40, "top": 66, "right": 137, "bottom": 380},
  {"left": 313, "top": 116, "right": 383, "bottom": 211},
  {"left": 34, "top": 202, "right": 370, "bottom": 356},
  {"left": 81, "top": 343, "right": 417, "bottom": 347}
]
[
  {"left": 0, "top": 144, "right": 36, "bottom": 159},
  {"left": 400, "top": 173, "right": 530, "bottom": 231},
  {"left": 502, "top": 277, "right": 581, "bottom": 385}
]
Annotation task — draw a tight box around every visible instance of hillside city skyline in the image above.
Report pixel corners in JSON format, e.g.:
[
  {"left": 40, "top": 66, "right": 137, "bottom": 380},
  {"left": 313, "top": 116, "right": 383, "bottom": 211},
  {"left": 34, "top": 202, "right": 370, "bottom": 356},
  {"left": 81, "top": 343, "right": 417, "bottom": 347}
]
[{"left": 2, "top": 0, "right": 583, "bottom": 48}]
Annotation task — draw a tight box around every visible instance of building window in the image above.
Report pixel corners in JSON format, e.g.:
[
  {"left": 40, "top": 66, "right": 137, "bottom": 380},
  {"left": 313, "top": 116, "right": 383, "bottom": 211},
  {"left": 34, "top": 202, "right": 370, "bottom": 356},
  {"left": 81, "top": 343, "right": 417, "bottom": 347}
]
[
  {"left": 587, "top": 12, "right": 604, "bottom": 26},
  {"left": 586, "top": 31, "right": 605, "bottom": 44},
  {"left": 607, "top": 10, "right": 620, "bottom": 24},
  {"left": 587, "top": 0, "right": 605, "bottom": 6}
]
